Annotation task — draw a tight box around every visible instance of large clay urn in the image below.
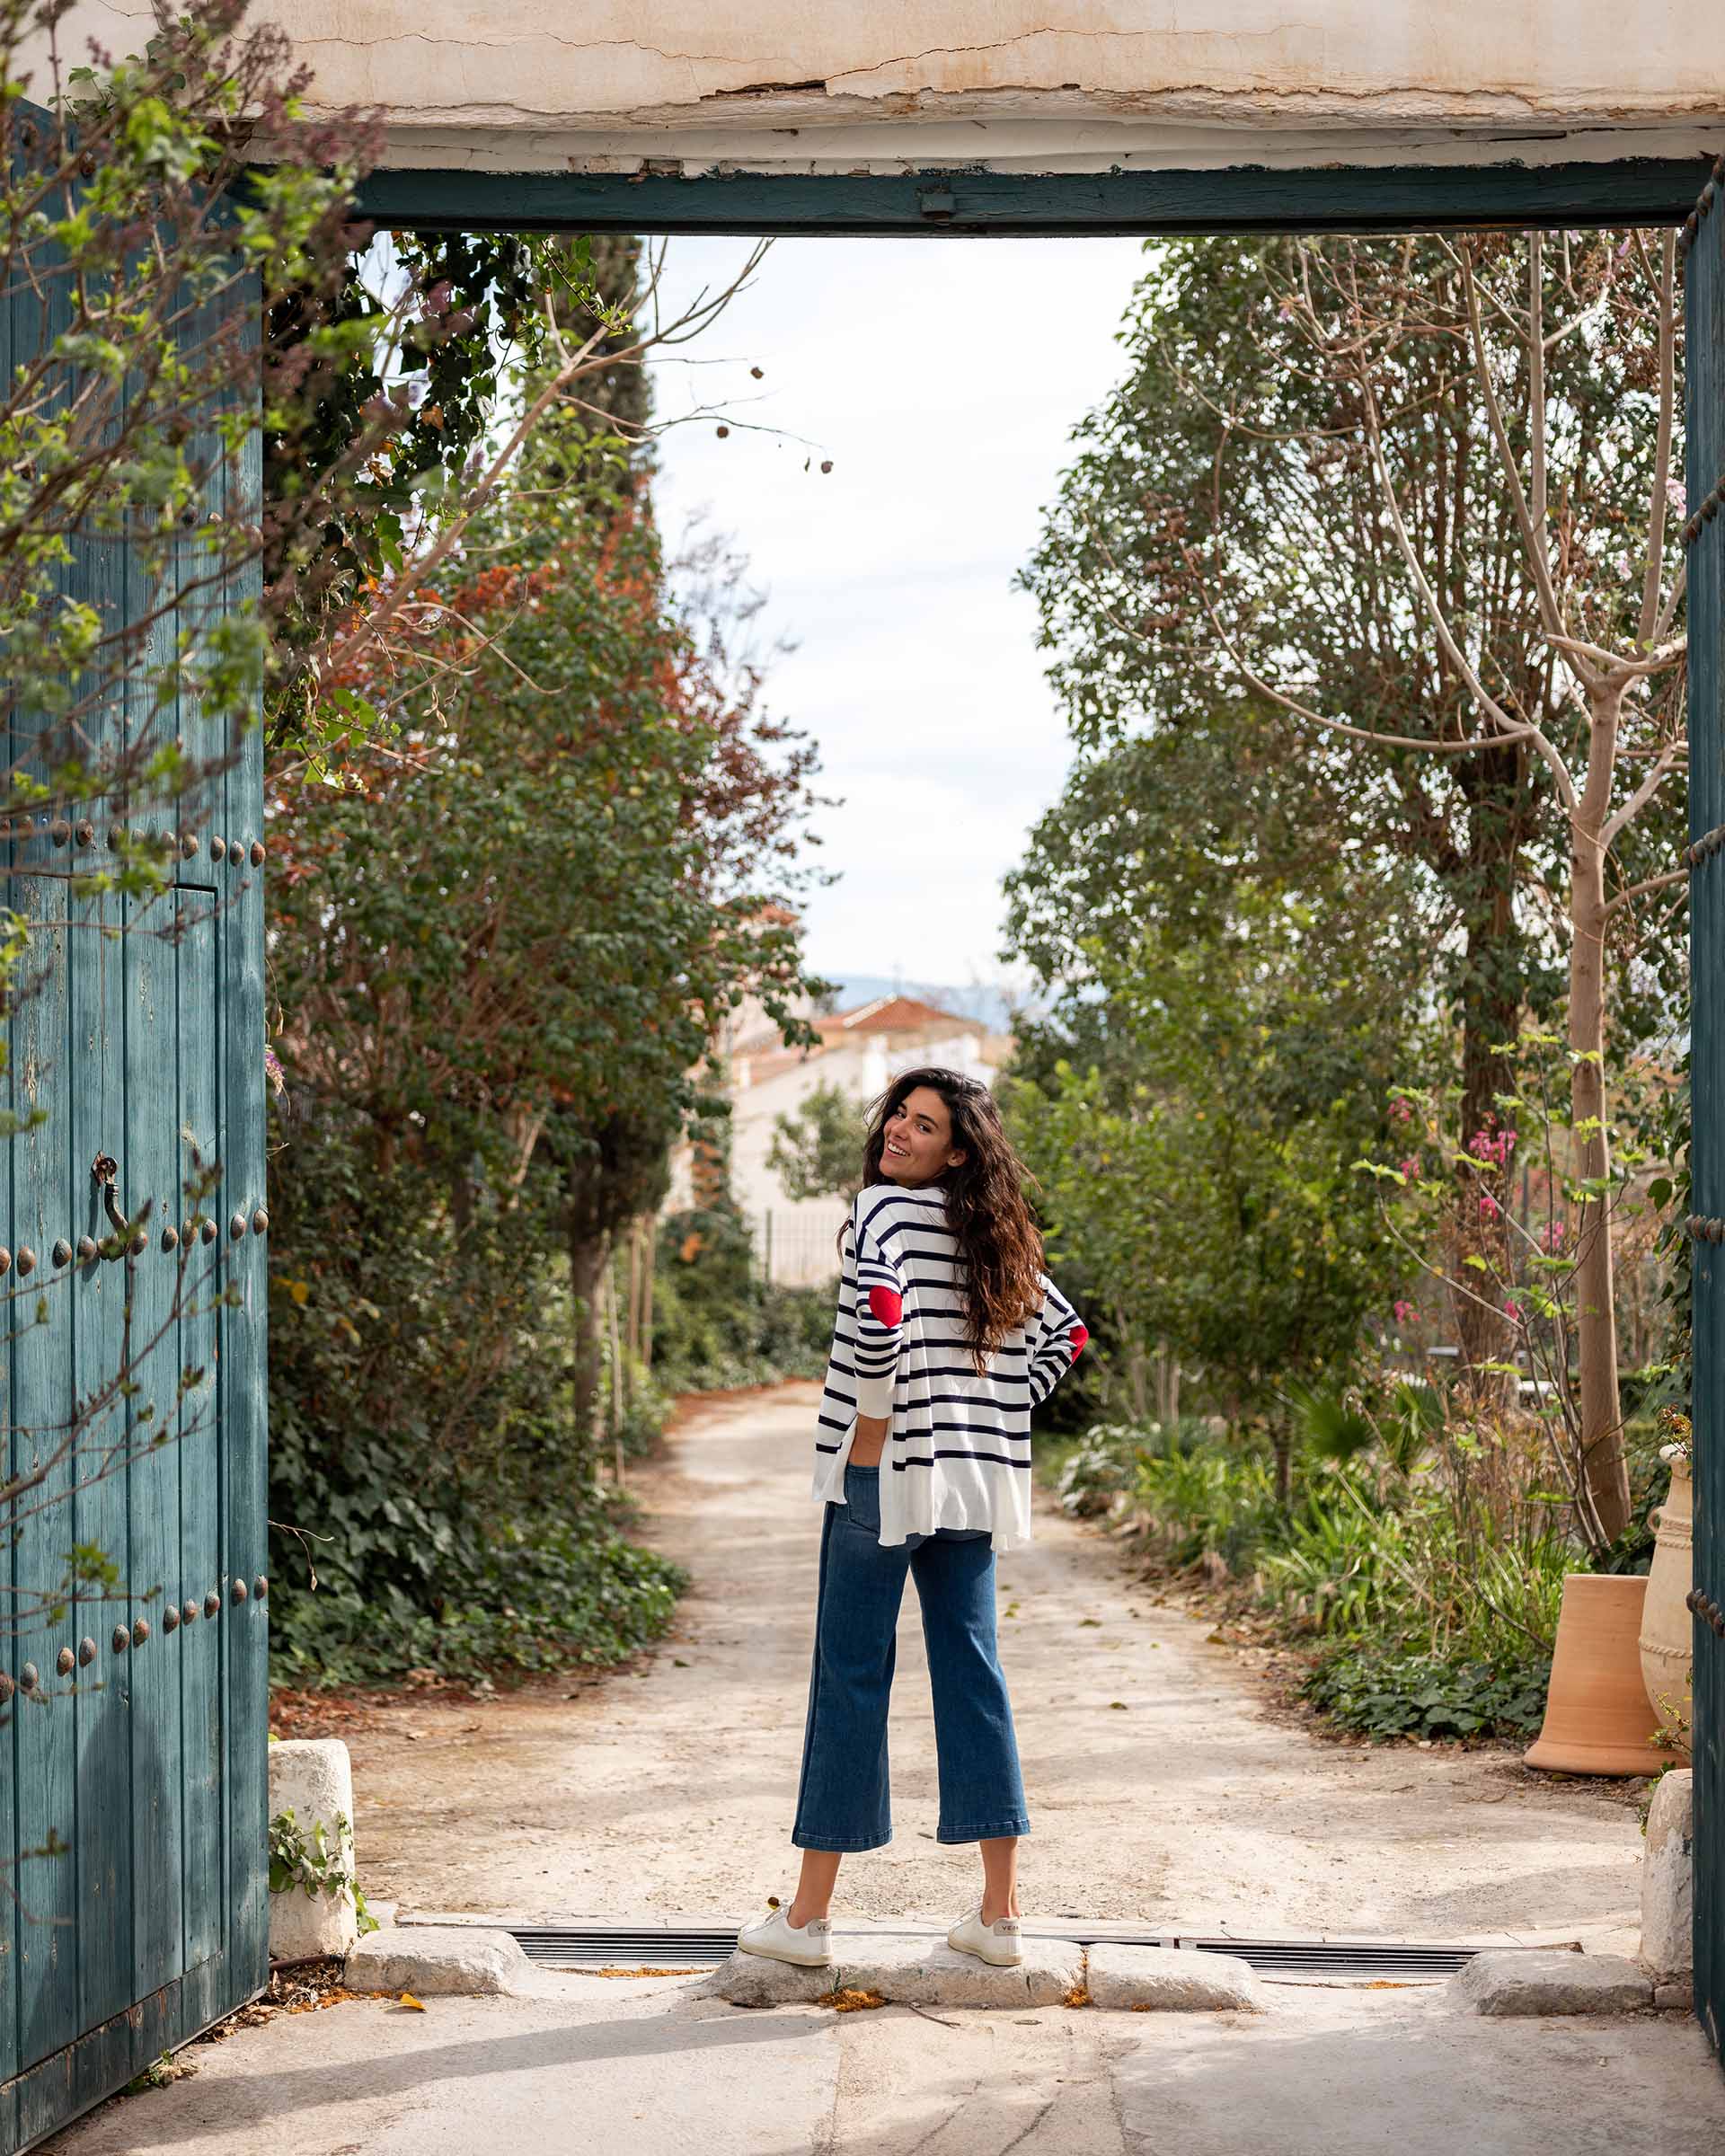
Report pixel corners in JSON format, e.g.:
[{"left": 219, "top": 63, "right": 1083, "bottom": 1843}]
[
  {"left": 1524, "top": 1574, "right": 1685, "bottom": 1776},
  {"left": 1638, "top": 1457, "right": 1694, "bottom": 1754}
]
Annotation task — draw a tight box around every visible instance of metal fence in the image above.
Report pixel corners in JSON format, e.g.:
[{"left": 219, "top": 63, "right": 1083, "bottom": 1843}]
[{"left": 748, "top": 1208, "right": 845, "bottom": 1289}]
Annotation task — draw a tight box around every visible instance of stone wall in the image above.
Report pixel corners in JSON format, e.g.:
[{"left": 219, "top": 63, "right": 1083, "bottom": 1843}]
[{"left": 22, "top": 3, "right": 1725, "bottom": 172}]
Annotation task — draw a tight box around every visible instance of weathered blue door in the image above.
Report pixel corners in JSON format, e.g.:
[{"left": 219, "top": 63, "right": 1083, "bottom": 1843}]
[
  {"left": 0, "top": 227, "right": 270, "bottom": 2150},
  {"left": 1687, "top": 150, "right": 1725, "bottom": 2062}
]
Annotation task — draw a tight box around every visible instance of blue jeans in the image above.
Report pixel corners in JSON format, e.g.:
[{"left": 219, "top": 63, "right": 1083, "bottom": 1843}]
[{"left": 792, "top": 1462, "right": 1031, "bottom": 1851}]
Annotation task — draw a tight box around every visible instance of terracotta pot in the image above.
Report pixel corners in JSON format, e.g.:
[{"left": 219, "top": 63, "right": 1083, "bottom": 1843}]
[
  {"left": 1638, "top": 1462, "right": 1694, "bottom": 1754},
  {"left": 1523, "top": 1573, "right": 1685, "bottom": 1776}
]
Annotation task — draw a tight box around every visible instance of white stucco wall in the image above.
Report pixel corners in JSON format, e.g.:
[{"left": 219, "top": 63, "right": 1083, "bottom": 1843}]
[
  {"left": 729, "top": 1031, "right": 994, "bottom": 1259},
  {"left": 665, "top": 1028, "right": 998, "bottom": 1284},
  {"left": 23, "top": 4, "right": 1725, "bottom": 174}
]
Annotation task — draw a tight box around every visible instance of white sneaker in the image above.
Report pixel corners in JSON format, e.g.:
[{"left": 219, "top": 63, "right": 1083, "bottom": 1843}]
[
  {"left": 947, "top": 1905, "right": 1022, "bottom": 1966},
  {"left": 737, "top": 1898, "right": 833, "bottom": 1967}
]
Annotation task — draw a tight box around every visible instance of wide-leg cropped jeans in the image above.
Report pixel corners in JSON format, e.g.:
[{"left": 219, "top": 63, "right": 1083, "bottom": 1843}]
[{"left": 792, "top": 1462, "right": 1031, "bottom": 1851}]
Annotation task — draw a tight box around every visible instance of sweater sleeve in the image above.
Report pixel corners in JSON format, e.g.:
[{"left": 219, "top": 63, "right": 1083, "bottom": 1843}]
[
  {"left": 849, "top": 1193, "right": 906, "bottom": 1418},
  {"left": 1026, "top": 1276, "right": 1088, "bottom": 1408}
]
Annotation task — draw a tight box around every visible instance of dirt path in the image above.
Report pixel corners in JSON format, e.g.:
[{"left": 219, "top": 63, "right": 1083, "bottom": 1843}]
[{"left": 332, "top": 1383, "right": 1645, "bottom": 1948}]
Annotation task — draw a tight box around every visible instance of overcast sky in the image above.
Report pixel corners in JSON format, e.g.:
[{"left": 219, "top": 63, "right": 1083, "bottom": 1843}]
[{"left": 647, "top": 237, "right": 1149, "bottom": 990}]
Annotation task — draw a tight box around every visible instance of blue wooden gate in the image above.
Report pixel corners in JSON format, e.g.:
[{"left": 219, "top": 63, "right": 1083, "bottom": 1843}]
[
  {"left": 1688, "top": 150, "right": 1725, "bottom": 2064},
  {"left": 0, "top": 226, "right": 270, "bottom": 2148}
]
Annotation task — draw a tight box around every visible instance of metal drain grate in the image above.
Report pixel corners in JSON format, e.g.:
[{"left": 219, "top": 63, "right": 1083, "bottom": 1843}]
[{"left": 456, "top": 1922, "right": 1519, "bottom": 1979}]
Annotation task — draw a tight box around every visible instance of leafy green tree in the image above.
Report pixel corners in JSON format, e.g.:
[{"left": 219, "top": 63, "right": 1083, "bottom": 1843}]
[
  {"left": 267, "top": 437, "right": 821, "bottom": 1662},
  {"left": 1023, "top": 234, "right": 1685, "bottom": 1532},
  {"left": 1005, "top": 728, "right": 1421, "bottom": 1488},
  {"left": 768, "top": 1080, "right": 868, "bottom": 1205},
  {"left": 5, "top": 0, "right": 382, "bottom": 842}
]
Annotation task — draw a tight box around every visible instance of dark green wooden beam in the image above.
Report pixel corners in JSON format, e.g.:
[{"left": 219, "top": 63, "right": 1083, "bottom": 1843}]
[{"left": 353, "top": 156, "right": 1709, "bottom": 237}]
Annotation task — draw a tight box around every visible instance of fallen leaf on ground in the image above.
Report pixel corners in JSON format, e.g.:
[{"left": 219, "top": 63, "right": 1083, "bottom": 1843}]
[
  {"left": 818, "top": 1987, "right": 888, "bottom": 2012},
  {"left": 397, "top": 1992, "right": 426, "bottom": 2011}
]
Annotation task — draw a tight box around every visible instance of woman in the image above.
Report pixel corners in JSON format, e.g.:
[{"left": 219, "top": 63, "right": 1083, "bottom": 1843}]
[{"left": 738, "top": 1066, "right": 1086, "bottom": 1973}]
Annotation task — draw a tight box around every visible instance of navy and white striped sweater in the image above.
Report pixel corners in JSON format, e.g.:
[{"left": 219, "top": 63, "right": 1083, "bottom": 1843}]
[{"left": 811, "top": 1182, "right": 1087, "bottom": 1551}]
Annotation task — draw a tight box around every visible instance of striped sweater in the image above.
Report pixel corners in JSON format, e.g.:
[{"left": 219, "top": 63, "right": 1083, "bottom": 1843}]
[{"left": 811, "top": 1182, "right": 1088, "bottom": 1551}]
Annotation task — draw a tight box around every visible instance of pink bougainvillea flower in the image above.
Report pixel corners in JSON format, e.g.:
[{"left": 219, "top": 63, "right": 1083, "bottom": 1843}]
[
  {"left": 1479, "top": 1193, "right": 1501, "bottom": 1218},
  {"left": 1393, "top": 1299, "right": 1419, "bottom": 1326},
  {"left": 1399, "top": 1157, "right": 1420, "bottom": 1181},
  {"left": 1544, "top": 1221, "right": 1566, "bottom": 1251},
  {"left": 1389, "top": 1099, "right": 1413, "bottom": 1123},
  {"left": 1503, "top": 1299, "right": 1521, "bottom": 1321}
]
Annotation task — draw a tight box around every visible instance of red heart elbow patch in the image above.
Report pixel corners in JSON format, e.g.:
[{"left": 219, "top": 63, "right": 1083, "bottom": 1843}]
[
  {"left": 1068, "top": 1323, "right": 1089, "bottom": 1357},
  {"left": 867, "top": 1286, "right": 904, "bottom": 1329}
]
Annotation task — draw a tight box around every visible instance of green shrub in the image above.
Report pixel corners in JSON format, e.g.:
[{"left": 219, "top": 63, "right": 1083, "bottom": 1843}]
[
  {"left": 1056, "top": 1424, "right": 1154, "bottom": 1516},
  {"left": 1137, "top": 1445, "right": 1281, "bottom": 1573},
  {"left": 1261, "top": 1474, "right": 1570, "bottom": 1658},
  {"left": 1259, "top": 1477, "right": 1408, "bottom": 1637},
  {"left": 270, "top": 1516, "right": 686, "bottom": 1691},
  {"left": 650, "top": 1208, "right": 832, "bottom": 1392},
  {"left": 1056, "top": 1406, "right": 1579, "bottom": 1741},
  {"left": 1056, "top": 1418, "right": 1278, "bottom": 1566},
  {"left": 1300, "top": 1639, "right": 1552, "bottom": 1740},
  {"left": 756, "top": 1284, "right": 836, "bottom": 1375}
]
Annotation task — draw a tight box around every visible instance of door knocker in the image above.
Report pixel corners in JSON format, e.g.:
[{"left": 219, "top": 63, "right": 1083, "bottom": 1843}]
[{"left": 91, "top": 1153, "right": 150, "bottom": 1257}]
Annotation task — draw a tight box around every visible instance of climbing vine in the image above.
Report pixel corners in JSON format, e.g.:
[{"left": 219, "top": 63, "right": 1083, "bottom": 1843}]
[{"left": 267, "top": 1805, "right": 379, "bottom": 1936}]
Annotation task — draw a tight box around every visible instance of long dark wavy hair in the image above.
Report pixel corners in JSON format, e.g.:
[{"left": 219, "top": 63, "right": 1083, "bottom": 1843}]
[{"left": 861, "top": 1066, "right": 1044, "bottom": 1371}]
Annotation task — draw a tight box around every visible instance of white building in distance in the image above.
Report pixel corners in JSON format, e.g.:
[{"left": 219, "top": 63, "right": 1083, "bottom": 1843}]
[{"left": 669, "top": 994, "right": 1009, "bottom": 1286}]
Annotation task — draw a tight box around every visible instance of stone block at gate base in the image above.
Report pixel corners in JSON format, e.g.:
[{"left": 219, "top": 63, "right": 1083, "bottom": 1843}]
[
  {"left": 697, "top": 1951, "right": 857, "bottom": 2008},
  {"left": 1449, "top": 1950, "right": 1653, "bottom": 2016},
  {"left": 268, "top": 1738, "right": 361, "bottom": 1964},
  {"left": 346, "top": 1924, "right": 534, "bottom": 1997},
  {"left": 1084, "top": 1943, "right": 1262, "bottom": 2011},
  {"left": 1640, "top": 1768, "right": 1694, "bottom": 1978},
  {"left": 699, "top": 1932, "right": 1084, "bottom": 2008}
]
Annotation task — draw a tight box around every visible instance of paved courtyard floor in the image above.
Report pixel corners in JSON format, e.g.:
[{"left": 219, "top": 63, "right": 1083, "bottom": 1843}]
[
  {"left": 44, "top": 1386, "right": 1721, "bottom": 2151},
  {"left": 326, "top": 1383, "right": 1650, "bottom": 1952},
  {"left": 46, "top": 1966, "right": 1725, "bottom": 2156}
]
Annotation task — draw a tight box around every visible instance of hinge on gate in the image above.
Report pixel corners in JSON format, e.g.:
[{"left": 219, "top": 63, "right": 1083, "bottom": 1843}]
[
  {"left": 1681, "top": 474, "right": 1725, "bottom": 551},
  {"left": 1677, "top": 152, "right": 1725, "bottom": 257}
]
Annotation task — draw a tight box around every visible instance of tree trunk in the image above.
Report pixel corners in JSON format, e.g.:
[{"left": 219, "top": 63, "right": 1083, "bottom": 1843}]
[
  {"left": 641, "top": 1221, "right": 657, "bottom": 1376},
  {"left": 625, "top": 1215, "right": 643, "bottom": 1399},
  {"left": 1569, "top": 697, "right": 1631, "bottom": 1544},
  {"left": 1124, "top": 1339, "right": 1148, "bottom": 1423},
  {"left": 1450, "top": 755, "right": 1526, "bottom": 1412},
  {"left": 606, "top": 1259, "right": 625, "bottom": 1488},
  {"left": 1153, "top": 1343, "right": 1181, "bottom": 1427},
  {"left": 1272, "top": 1407, "right": 1293, "bottom": 1510},
  {"left": 567, "top": 1225, "right": 610, "bottom": 1461}
]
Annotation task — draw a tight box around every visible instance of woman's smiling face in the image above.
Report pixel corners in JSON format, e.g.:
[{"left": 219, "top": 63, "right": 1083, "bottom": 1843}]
[{"left": 880, "top": 1084, "right": 968, "bottom": 1187}]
